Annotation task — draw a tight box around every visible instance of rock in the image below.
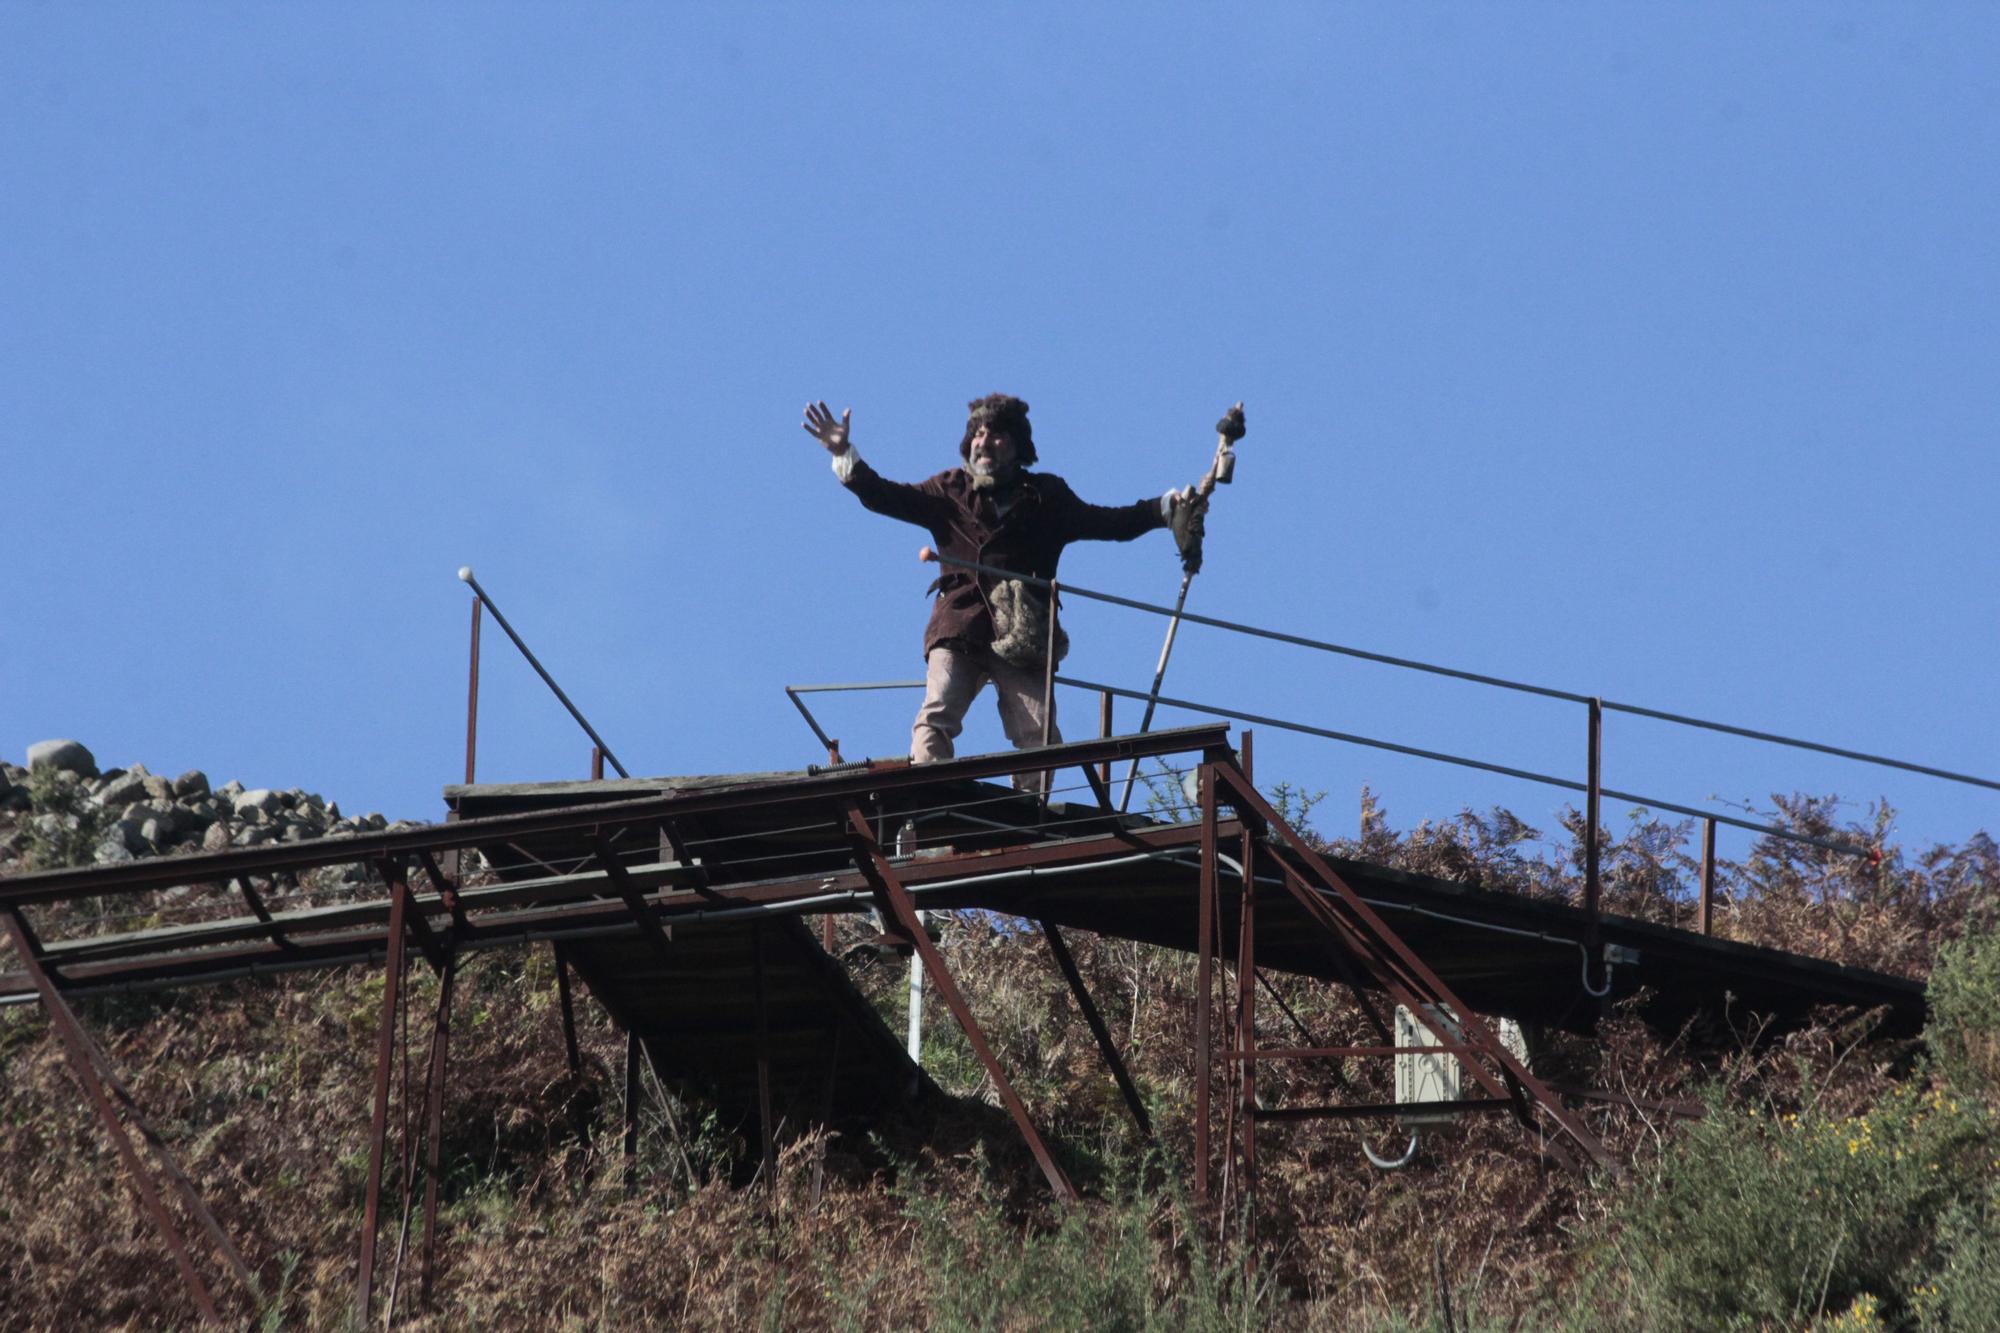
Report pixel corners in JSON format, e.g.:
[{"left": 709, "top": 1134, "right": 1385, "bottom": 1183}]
[
  {"left": 142, "top": 775, "right": 173, "bottom": 801},
  {"left": 180, "top": 801, "right": 218, "bottom": 829},
  {"left": 111, "top": 818, "right": 149, "bottom": 854},
  {"left": 364, "top": 813, "right": 387, "bottom": 831},
  {"left": 233, "top": 789, "right": 283, "bottom": 816},
  {"left": 232, "top": 826, "right": 274, "bottom": 848},
  {"left": 325, "top": 801, "right": 341, "bottom": 821},
  {"left": 172, "top": 770, "right": 209, "bottom": 799},
  {"left": 137, "top": 800, "right": 189, "bottom": 834},
  {"left": 26, "top": 740, "right": 97, "bottom": 779},
  {"left": 92, "top": 835, "right": 136, "bottom": 865},
  {"left": 138, "top": 817, "right": 172, "bottom": 848},
  {"left": 96, "top": 770, "right": 151, "bottom": 809},
  {"left": 216, "top": 779, "right": 244, "bottom": 801},
  {"left": 201, "top": 821, "right": 235, "bottom": 852}
]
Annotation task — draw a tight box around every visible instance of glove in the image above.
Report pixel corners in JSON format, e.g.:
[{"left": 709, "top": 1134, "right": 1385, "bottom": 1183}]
[{"left": 1167, "top": 488, "right": 1208, "bottom": 574}]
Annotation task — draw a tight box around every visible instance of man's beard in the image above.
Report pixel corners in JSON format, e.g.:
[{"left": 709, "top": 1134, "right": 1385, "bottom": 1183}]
[{"left": 968, "top": 460, "right": 1018, "bottom": 490}]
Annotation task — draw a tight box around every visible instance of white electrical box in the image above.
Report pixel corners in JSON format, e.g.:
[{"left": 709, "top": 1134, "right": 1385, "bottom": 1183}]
[{"left": 1394, "top": 1006, "right": 1528, "bottom": 1124}]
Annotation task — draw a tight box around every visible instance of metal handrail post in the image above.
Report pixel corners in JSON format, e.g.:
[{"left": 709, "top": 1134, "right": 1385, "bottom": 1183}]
[
  {"left": 464, "top": 595, "right": 481, "bottom": 786},
  {"left": 455, "top": 567, "right": 630, "bottom": 779},
  {"left": 1698, "top": 817, "right": 1718, "bottom": 936},
  {"left": 1585, "top": 699, "right": 1603, "bottom": 981}
]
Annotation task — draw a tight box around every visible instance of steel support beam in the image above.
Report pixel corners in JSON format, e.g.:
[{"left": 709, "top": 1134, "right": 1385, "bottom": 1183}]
[
  {"left": 842, "top": 804, "right": 1078, "bottom": 1202},
  {"left": 355, "top": 882, "right": 409, "bottom": 1319},
  {"left": 1194, "top": 762, "right": 1217, "bottom": 1199}
]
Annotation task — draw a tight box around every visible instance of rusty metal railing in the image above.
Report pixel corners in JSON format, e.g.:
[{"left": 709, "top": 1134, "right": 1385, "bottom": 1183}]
[{"left": 798, "top": 551, "right": 1992, "bottom": 951}]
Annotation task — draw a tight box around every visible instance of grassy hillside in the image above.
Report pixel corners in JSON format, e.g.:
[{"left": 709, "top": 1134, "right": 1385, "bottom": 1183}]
[{"left": 2, "top": 767, "right": 1995, "bottom": 1330}]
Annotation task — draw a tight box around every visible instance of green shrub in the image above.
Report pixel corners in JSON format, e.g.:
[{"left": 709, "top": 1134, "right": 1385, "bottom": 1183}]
[
  {"left": 1926, "top": 921, "right": 2000, "bottom": 1102},
  {"left": 18, "top": 767, "right": 111, "bottom": 871},
  {"left": 1910, "top": 1179, "right": 2000, "bottom": 1332},
  {"left": 1602, "top": 1084, "right": 1993, "bottom": 1330},
  {"left": 901, "top": 1175, "right": 1270, "bottom": 1333}
]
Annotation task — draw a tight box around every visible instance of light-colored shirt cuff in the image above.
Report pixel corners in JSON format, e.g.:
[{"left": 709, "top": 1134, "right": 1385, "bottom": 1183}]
[
  {"left": 831, "top": 446, "right": 860, "bottom": 483},
  {"left": 1158, "top": 490, "right": 1178, "bottom": 521}
]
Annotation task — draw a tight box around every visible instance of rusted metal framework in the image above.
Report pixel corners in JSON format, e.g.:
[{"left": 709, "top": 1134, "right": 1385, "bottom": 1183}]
[{"left": 0, "top": 722, "right": 1926, "bottom": 1324}]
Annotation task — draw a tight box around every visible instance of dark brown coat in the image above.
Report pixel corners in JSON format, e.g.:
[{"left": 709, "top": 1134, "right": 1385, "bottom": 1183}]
[{"left": 842, "top": 460, "right": 1165, "bottom": 659}]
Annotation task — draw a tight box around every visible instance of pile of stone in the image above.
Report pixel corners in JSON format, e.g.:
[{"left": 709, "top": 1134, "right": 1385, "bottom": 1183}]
[{"left": 1, "top": 738, "right": 405, "bottom": 869}]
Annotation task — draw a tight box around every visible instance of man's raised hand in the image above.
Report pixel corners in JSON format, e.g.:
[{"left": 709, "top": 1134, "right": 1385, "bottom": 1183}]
[{"left": 802, "top": 401, "right": 852, "bottom": 455}]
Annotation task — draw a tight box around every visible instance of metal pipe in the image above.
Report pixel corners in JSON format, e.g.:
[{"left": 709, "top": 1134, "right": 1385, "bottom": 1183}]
[
  {"left": 464, "top": 596, "right": 481, "bottom": 787},
  {"left": 1098, "top": 691, "right": 1114, "bottom": 784},
  {"left": 455, "top": 567, "right": 630, "bottom": 779},
  {"left": 1585, "top": 698, "right": 1603, "bottom": 977},
  {"left": 784, "top": 687, "right": 842, "bottom": 757},
  {"left": 1116, "top": 572, "right": 1197, "bottom": 811}
]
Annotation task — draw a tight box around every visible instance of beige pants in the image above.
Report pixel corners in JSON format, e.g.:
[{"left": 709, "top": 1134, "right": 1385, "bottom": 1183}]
[{"left": 912, "top": 645, "right": 1063, "bottom": 791}]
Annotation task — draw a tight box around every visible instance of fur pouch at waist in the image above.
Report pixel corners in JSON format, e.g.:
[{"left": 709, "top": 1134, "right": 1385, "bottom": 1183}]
[{"left": 987, "top": 579, "right": 1068, "bottom": 670}]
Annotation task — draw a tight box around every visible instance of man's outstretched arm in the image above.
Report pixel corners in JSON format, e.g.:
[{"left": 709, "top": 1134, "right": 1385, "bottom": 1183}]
[
  {"left": 802, "top": 400, "right": 948, "bottom": 528},
  {"left": 1049, "top": 477, "right": 1198, "bottom": 545}
]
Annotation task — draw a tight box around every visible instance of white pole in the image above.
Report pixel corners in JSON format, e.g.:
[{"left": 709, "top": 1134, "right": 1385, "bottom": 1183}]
[{"left": 906, "top": 910, "right": 926, "bottom": 1061}]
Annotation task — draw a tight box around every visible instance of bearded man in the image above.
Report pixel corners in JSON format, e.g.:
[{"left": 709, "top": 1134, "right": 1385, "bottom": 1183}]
[{"left": 803, "top": 394, "right": 1197, "bottom": 786}]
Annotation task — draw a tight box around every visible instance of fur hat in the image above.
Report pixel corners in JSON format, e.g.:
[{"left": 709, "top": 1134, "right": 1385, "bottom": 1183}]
[{"left": 959, "top": 393, "right": 1038, "bottom": 467}]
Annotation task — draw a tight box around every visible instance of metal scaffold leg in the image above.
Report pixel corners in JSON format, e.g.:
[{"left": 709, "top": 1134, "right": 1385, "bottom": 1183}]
[{"left": 355, "top": 882, "right": 409, "bottom": 1321}]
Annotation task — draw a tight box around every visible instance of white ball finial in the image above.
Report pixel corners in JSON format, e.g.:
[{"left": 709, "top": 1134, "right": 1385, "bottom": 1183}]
[{"left": 457, "top": 566, "right": 474, "bottom": 583}]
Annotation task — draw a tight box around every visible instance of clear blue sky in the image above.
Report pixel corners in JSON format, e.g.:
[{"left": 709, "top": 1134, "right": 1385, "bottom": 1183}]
[{"left": 4, "top": 6, "right": 1994, "bottom": 864}]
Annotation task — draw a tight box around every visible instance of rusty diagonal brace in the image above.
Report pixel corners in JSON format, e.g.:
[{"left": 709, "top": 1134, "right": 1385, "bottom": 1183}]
[
  {"left": 3, "top": 907, "right": 227, "bottom": 1325},
  {"left": 1040, "top": 921, "right": 1152, "bottom": 1139},
  {"left": 842, "top": 803, "right": 1078, "bottom": 1203},
  {"left": 70, "top": 1009, "right": 263, "bottom": 1302},
  {"left": 591, "top": 833, "right": 676, "bottom": 960}
]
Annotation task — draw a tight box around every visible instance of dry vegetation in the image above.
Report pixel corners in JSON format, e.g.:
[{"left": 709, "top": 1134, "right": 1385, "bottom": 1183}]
[{"left": 2, "top": 773, "right": 1996, "bottom": 1330}]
